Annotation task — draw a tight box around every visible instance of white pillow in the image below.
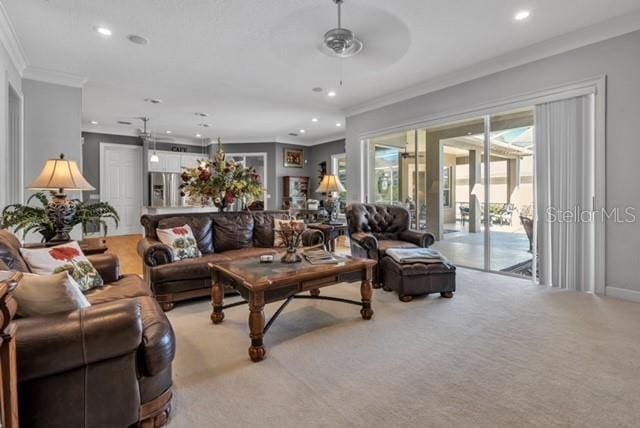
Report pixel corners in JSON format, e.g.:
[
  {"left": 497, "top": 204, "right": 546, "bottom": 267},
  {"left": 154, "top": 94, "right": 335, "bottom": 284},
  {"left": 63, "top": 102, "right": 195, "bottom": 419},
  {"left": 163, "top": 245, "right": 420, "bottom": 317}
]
[
  {"left": 273, "top": 218, "right": 306, "bottom": 248},
  {"left": 156, "top": 224, "right": 202, "bottom": 260},
  {"left": 20, "top": 241, "right": 103, "bottom": 292},
  {"left": 13, "top": 271, "right": 91, "bottom": 317}
]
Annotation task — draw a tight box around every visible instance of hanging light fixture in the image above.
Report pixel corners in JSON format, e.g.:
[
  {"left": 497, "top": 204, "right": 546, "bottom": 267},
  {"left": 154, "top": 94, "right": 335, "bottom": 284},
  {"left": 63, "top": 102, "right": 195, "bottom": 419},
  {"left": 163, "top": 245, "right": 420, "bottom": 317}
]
[
  {"left": 139, "top": 117, "right": 159, "bottom": 163},
  {"left": 320, "top": 0, "right": 363, "bottom": 58},
  {"left": 200, "top": 135, "right": 207, "bottom": 168}
]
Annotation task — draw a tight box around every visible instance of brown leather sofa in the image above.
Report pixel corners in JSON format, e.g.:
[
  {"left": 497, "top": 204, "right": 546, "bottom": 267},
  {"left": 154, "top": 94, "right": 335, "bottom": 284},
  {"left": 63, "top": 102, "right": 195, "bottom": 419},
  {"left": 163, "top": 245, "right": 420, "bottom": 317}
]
[
  {"left": 0, "top": 230, "right": 176, "bottom": 428},
  {"left": 346, "top": 203, "right": 436, "bottom": 286},
  {"left": 138, "top": 211, "right": 324, "bottom": 311}
]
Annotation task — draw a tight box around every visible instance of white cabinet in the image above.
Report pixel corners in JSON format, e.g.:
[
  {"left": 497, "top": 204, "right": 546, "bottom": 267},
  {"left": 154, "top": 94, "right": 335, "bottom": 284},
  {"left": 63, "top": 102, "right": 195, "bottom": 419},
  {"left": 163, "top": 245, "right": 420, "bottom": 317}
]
[
  {"left": 180, "top": 153, "right": 207, "bottom": 169},
  {"left": 148, "top": 152, "right": 182, "bottom": 173}
]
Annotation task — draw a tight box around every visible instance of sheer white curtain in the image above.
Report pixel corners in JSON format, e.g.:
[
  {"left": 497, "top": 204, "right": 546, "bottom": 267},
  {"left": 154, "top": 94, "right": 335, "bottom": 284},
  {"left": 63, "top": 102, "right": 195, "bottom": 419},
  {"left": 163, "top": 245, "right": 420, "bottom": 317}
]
[{"left": 535, "top": 95, "right": 595, "bottom": 292}]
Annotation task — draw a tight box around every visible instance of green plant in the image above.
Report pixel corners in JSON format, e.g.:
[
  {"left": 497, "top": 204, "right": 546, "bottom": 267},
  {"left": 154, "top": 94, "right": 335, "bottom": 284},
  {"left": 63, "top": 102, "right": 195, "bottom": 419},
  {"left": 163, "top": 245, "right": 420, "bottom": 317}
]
[{"left": 0, "top": 192, "right": 120, "bottom": 242}]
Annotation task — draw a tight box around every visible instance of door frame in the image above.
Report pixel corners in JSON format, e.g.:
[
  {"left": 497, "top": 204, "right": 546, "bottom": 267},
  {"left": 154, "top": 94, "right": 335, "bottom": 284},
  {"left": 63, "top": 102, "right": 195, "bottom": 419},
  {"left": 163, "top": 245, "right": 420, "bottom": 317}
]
[
  {"left": 5, "top": 78, "right": 24, "bottom": 205},
  {"left": 99, "top": 142, "right": 144, "bottom": 236},
  {"left": 359, "top": 75, "right": 606, "bottom": 294}
]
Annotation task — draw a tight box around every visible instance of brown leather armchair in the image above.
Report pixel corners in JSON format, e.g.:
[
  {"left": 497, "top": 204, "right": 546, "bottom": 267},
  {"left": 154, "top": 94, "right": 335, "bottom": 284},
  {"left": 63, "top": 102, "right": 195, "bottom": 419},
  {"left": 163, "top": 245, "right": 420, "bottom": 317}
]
[
  {"left": 0, "top": 230, "right": 175, "bottom": 428},
  {"left": 346, "top": 203, "right": 435, "bottom": 286}
]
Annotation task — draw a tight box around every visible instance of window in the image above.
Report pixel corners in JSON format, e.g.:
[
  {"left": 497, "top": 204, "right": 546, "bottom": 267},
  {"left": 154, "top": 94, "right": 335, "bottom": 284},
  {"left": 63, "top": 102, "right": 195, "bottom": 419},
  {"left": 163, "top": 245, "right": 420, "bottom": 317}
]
[{"left": 442, "top": 166, "right": 452, "bottom": 207}]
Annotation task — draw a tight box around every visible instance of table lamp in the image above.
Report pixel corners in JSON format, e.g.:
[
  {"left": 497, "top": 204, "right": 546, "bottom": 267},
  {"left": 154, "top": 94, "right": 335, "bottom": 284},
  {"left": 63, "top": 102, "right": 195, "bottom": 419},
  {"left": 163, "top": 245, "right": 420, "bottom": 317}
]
[
  {"left": 28, "top": 153, "right": 95, "bottom": 244},
  {"left": 316, "top": 175, "right": 346, "bottom": 225}
]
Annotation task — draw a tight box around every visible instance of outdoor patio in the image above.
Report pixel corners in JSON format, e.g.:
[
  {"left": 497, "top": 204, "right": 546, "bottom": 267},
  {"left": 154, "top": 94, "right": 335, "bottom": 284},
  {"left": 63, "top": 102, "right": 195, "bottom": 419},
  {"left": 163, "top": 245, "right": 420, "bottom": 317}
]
[{"left": 432, "top": 221, "right": 533, "bottom": 274}]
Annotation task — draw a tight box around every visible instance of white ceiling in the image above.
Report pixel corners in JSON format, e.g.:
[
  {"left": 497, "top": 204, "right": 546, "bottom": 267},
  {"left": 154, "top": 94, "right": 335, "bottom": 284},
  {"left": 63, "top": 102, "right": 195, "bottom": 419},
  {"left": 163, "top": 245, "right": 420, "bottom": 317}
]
[{"left": 5, "top": 0, "right": 640, "bottom": 144}]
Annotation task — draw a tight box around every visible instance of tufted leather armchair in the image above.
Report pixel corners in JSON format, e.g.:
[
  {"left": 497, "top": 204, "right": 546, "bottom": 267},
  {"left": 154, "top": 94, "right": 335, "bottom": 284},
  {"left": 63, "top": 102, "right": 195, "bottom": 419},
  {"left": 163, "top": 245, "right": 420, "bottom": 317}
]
[{"left": 346, "top": 203, "right": 435, "bottom": 286}]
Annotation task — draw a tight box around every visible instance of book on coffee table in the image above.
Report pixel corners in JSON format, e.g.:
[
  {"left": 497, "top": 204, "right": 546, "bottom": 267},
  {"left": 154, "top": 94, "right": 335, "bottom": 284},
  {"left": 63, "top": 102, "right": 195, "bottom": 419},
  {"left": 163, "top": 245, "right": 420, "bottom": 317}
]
[{"left": 302, "top": 247, "right": 343, "bottom": 265}]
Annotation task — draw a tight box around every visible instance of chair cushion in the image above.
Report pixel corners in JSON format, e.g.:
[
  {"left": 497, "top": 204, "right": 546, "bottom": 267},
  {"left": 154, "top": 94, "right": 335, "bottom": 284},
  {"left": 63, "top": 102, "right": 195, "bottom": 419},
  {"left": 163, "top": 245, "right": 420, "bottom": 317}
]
[
  {"left": 149, "top": 253, "right": 231, "bottom": 284},
  {"left": 213, "top": 213, "right": 254, "bottom": 252},
  {"left": 157, "top": 216, "right": 213, "bottom": 254},
  {"left": 85, "top": 274, "right": 152, "bottom": 305},
  {"left": 376, "top": 240, "right": 419, "bottom": 257}
]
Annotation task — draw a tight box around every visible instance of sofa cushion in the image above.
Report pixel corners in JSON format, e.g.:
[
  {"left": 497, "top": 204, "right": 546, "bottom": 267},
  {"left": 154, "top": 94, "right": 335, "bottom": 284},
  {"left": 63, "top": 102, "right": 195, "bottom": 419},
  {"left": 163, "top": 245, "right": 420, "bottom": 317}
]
[
  {"left": 213, "top": 213, "right": 254, "bottom": 252},
  {"left": 85, "top": 275, "right": 152, "bottom": 306},
  {"left": 252, "top": 212, "right": 278, "bottom": 247},
  {"left": 157, "top": 216, "right": 213, "bottom": 254},
  {"left": 156, "top": 224, "right": 202, "bottom": 261},
  {"left": 20, "top": 241, "right": 104, "bottom": 291},
  {"left": 149, "top": 253, "right": 231, "bottom": 284},
  {"left": 0, "top": 230, "right": 30, "bottom": 272},
  {"left": 14, "top": 271, "right": 91, "bottom": 317}
]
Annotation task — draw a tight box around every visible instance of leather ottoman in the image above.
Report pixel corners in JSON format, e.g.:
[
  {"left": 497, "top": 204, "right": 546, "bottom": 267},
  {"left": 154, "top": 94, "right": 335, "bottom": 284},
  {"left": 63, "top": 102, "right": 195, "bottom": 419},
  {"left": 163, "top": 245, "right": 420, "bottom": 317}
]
[{"left": 380, "top": 256, "right": 456, "bottom": 302}]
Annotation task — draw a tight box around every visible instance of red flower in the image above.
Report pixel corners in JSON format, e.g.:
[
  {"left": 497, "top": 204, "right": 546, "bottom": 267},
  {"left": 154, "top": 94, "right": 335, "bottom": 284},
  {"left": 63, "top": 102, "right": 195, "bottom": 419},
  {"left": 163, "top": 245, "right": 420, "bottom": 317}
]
[
  {"left": 172, "top": 227, "right": 189, "bottom": 236},
  {"left": 180, "top": 172, "right": 190, "bottom": 182},
  {"left": 49, "top": 246, "right": 80, "bottom": 262},
  {"left": 198, "top": 170, "right": 211, "bottom": 181}
]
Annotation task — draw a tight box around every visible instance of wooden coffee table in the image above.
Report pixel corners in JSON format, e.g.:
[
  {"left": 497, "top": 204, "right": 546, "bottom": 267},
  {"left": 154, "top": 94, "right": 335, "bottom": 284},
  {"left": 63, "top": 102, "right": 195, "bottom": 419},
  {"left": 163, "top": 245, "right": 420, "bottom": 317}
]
[{"left": 209, "top": 255, "right": 376, "bottom": 362}]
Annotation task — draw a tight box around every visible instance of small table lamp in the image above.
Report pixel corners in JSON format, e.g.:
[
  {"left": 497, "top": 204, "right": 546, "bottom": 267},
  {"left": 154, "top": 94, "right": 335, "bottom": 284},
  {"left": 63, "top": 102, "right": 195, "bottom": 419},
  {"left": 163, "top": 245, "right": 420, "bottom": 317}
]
[
  {"left": 28, "top": 153, "right": 95, "bottom": 243},
  {"left": 316, "top": 175, "right": 346, "bottom": 225}
]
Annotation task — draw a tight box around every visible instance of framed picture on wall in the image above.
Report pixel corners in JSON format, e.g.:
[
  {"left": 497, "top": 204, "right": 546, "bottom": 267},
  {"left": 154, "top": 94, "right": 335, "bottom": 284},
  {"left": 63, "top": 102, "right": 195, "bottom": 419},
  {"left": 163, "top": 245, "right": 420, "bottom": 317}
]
[{"left": 283, "top": 148, "right": 304, "bottom": 168}]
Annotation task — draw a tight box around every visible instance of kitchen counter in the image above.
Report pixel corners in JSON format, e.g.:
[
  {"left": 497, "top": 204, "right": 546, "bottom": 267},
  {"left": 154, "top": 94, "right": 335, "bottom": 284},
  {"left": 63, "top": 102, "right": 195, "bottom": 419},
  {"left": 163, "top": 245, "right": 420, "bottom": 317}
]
[{"left": 142, "top": 206, "right": 220, "bottom": 215}]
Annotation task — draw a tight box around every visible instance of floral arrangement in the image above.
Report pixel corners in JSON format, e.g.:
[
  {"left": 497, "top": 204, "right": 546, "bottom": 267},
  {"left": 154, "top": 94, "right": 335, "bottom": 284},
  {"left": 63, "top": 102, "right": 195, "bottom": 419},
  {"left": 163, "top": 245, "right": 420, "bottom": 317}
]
[{"left": 180, "top": 138, "right": 264, "bottom": 210}]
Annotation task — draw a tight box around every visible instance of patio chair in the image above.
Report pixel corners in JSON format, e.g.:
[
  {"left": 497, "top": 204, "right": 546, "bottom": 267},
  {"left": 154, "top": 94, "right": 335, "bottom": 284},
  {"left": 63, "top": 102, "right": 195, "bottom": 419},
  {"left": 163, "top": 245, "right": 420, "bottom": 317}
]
[{"left": 459, "top": 204, "right": 470, "bottom": 225}]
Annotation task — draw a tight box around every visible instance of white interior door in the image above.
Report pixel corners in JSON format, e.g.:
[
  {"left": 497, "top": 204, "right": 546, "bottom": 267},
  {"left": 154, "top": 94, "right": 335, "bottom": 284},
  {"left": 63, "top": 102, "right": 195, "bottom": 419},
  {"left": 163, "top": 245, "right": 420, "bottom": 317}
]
[{"left": 100, "top": 143, "right": 143, "bottom": 236}]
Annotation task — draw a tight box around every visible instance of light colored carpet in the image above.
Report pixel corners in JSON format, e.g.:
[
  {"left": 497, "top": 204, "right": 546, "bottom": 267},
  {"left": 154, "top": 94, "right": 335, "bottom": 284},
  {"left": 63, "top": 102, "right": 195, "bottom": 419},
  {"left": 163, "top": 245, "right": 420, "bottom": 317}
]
[{"left": 166, "top": 269, "right": 640, "bottom": 428}]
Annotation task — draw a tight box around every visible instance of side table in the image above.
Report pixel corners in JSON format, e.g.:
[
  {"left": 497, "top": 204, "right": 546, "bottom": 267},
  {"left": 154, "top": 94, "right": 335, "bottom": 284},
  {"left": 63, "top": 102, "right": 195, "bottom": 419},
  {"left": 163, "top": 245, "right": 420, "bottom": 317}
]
[{"left": 308, "top": 223, "right": 348, "bottom": 252}]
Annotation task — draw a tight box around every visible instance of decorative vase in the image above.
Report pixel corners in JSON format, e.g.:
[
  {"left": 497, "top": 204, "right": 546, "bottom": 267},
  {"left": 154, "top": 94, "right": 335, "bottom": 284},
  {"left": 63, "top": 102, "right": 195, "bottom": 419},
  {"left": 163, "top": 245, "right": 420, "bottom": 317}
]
[
  {"left": 278, "top": 220, "right": 305, "bottom": 264},
  {"left": 280, "top": 246, "right": 302, "bottom": 264}
]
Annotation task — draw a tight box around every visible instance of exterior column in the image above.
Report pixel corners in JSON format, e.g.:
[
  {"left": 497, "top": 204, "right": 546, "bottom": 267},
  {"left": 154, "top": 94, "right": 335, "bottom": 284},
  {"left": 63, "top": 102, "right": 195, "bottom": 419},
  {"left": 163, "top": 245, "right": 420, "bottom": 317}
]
[
  {"left": 425, "top": 133, "right": 442, "bottom": 240},
  {"left": 469, "top": 149, "right": 481, "bottom": 233},
  {"left": 507, "top": 158, "right": 520, "bottom": 204}
]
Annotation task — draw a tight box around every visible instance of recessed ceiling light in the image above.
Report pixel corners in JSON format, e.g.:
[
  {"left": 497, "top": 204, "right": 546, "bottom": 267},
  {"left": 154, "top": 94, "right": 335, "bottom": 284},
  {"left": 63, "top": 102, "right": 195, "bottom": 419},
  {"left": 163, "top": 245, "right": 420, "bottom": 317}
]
[
  {"left": 515, "top": 10, "right": 530, "bottom": 20},
  {"left": 195, "top": 133, "right": 202, "bottom": 138},
  {"left": 117, "top": 120, "right": 133, "bottom": 125},
  {"left": 327, "top": 91, "right": 337, "bottom": 97},
  {"left": 288, "top": 132, "right": 298, "bottom": 137},
  {"left": 312, "top": 87, "right": 323, "bottom": 93},
  {"left": 95, "top": 26, "right": 112, "bottom": 36},
  {"left": 194, "top": 112, "right": 209, "bottom": 117},
  {"left": 90, "top": 120, "right": 98, "bottom": 125},
  {"left": 127, "top": 34, "right": 149, "bottom": 45},
  {"left": 299, "top": 129, "right": 306, "bottom": 133},
  {"left": 166, "top": 130, "right": 172, "bottom": 134},
  {"left": 311, "top": 118, "right": 319, "bottom": 122},
  {"left": 197, "top": 123, "right": 211, "bottom": 128},
  {"left": 336, "top": 122, "right": 342, "bottom": 127},
  {"left": 144, "top": 98, "right": 162, "bottom": 104}
]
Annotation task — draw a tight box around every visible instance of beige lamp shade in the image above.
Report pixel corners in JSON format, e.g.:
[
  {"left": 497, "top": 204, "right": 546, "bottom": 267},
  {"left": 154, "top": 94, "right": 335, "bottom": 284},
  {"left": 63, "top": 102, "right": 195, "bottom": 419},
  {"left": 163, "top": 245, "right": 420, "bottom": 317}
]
[
  {"left": 28, "top": 154, "right": 95, "bottom": 191},
  {"left": 316, "top": 175, "right": 346, "bottom": 193}
]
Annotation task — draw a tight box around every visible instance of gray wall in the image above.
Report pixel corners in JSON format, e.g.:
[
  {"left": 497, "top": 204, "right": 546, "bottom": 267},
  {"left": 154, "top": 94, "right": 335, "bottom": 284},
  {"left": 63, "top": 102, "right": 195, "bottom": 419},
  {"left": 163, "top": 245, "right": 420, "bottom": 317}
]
[
  {"left": 0, "top": 41, "right": 22, "bottom": 208},
  {"left": 308, "top": 139, "right": 346, "bottom": 199},
  {"left": 345, "top": 30, "right": 640, "bottom": 296},
  {"left": 82, "top": 132, "right": 143, "bottom": 202}
]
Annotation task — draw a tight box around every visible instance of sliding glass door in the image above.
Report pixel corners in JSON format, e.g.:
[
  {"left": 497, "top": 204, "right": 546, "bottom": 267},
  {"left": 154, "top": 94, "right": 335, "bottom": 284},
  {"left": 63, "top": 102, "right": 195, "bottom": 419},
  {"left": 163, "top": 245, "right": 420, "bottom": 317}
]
[{"left": 367, "top": 109, "right": 536, "bottom": 278}]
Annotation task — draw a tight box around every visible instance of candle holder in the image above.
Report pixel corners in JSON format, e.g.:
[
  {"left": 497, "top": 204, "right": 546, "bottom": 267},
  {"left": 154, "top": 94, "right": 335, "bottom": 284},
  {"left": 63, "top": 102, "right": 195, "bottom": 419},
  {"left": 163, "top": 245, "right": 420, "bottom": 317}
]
[{"left": 278, "top": 220, "right": 306, "bottom": 263}]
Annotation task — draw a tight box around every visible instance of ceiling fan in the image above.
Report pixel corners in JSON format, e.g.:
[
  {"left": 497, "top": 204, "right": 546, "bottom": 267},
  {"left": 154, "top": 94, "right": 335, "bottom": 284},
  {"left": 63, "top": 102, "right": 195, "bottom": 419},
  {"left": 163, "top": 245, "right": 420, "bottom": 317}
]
[{"left": 320, "top": 0, "right": 363, "bottom": 58}]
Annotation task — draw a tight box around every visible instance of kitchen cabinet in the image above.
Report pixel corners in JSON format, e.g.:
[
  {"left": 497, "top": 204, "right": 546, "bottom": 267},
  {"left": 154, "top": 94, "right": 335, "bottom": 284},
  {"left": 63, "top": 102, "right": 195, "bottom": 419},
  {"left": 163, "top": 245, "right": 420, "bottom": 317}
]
[{"left": 148, "top": 152, "right": 182, "bottom": 173}]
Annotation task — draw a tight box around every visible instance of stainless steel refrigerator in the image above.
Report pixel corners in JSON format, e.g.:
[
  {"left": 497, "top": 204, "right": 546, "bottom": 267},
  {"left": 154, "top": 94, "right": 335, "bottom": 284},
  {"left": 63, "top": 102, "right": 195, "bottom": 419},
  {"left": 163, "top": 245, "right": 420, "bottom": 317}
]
[{"left": 149, "top": 172, "right": 184, "bottom": 207}]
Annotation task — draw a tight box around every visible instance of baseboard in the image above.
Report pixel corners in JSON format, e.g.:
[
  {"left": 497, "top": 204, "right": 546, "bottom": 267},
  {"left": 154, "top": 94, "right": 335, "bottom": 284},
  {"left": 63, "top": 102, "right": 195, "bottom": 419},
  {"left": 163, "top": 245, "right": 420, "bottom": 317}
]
[{"left": 605, "top": 286, "right": 640, "bottom": 303}]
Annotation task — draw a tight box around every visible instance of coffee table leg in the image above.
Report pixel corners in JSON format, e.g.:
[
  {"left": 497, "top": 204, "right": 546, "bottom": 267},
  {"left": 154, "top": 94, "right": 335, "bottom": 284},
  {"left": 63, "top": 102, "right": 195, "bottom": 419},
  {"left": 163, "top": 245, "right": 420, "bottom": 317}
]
[
  {"left": 310, "top": 288, "right": 320, "bottom": 296},
  {"left": 360, "top": 266, "right": 374, "bottom": 320},
  {"left": 248, "top": 291, "right": 266, "bottom": 362},
  {"left": 211, "top": 270, "right": 225, "bottom": 324}
]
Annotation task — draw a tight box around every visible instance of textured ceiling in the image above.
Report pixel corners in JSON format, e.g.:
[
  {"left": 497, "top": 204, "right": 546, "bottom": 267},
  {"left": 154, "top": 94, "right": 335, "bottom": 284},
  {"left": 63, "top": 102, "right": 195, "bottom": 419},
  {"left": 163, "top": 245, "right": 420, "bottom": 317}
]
[{"left": 5, "top": 0, "right": 640, "bottom": 143}]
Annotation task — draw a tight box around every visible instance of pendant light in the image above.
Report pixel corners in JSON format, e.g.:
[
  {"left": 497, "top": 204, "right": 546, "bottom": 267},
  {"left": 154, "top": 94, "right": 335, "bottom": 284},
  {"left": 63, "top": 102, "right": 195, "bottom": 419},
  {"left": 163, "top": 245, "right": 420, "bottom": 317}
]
[
  {"left": 140, "top": 117, "right": 159, "bottom": 163},
  {"left": 199, "top": 135, "right": 207, "bottom": 168}
]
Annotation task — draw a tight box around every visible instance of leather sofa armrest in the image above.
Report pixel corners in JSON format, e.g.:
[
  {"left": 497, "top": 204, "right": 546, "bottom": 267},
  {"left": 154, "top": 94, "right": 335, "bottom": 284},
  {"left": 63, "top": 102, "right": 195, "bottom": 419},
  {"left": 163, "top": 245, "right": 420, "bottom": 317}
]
[
  {"left": 137, "top": 297, "right": 176, "bottom": 377},
  {"left": 137, "top": 238, "right": 174, "bottom": 267},
  {"left": 16, "top": 300, "right": 143, "bottom": 382},
  {"left": 87, "top": 253, "right": 120, "bottom": 283},
  {"left": 350, "top": 232, "right": 378, "bottom": 251},
  {"left": 302, "top": 229, "right": 324, "bottom": 247},
  {"left": 399, "top": 230, "right": 435, "bottom": 248}
]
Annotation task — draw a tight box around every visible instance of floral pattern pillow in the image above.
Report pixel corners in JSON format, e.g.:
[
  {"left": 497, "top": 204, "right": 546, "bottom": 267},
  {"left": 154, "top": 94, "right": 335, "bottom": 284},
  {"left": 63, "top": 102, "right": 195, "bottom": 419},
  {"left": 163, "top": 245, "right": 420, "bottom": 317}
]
[
  {"left": 156, "top": 224, "right": 202, "bottom": 260},
  {"left": 20, "top": 241, "right": 104, "bottom": 292}
]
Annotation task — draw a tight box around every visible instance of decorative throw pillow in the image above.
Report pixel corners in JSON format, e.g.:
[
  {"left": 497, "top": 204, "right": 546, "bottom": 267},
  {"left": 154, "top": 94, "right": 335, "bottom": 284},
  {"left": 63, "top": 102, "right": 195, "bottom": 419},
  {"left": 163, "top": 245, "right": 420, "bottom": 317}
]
[
  {"left": 13, "top": 271, "right": 91, "bottom": 317},
  {"left": 20, "top": 241, "right": 104, "bottom": 292},
  {"left": 273, "top": 218, "right": 306, "bottom": 248},
  {"left": 156, "top": 224, "right": 202, "bottom": 260}
]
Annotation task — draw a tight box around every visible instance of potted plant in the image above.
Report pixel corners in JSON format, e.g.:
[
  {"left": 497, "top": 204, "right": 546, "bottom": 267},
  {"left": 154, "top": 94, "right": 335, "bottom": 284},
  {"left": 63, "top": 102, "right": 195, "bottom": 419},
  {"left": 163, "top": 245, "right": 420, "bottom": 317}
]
[
  {"left": 1, "top": 192, "right": 120, "bottom": 243},
  {"left": 180, "top": 138, "right": 264, "bottom": 210}
]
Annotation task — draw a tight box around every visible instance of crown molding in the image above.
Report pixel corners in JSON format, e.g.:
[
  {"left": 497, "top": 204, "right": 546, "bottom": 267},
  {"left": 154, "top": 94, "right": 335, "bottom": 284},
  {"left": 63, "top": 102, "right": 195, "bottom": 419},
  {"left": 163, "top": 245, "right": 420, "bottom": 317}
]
[
  {"left": 344, "top": 9, "right": 640, "bottom": 117},
  {"left": 23, "top": 66, "right": 87, "bottom": 88},
  {"left": 82, "top": 124, "right": 140, "bottom": 138},
  {"left": 0, "top": 2, "right": 27, "bottom": 74},
  {"left": 311, "top": 132, "right": 346, "bottom": 146}
]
